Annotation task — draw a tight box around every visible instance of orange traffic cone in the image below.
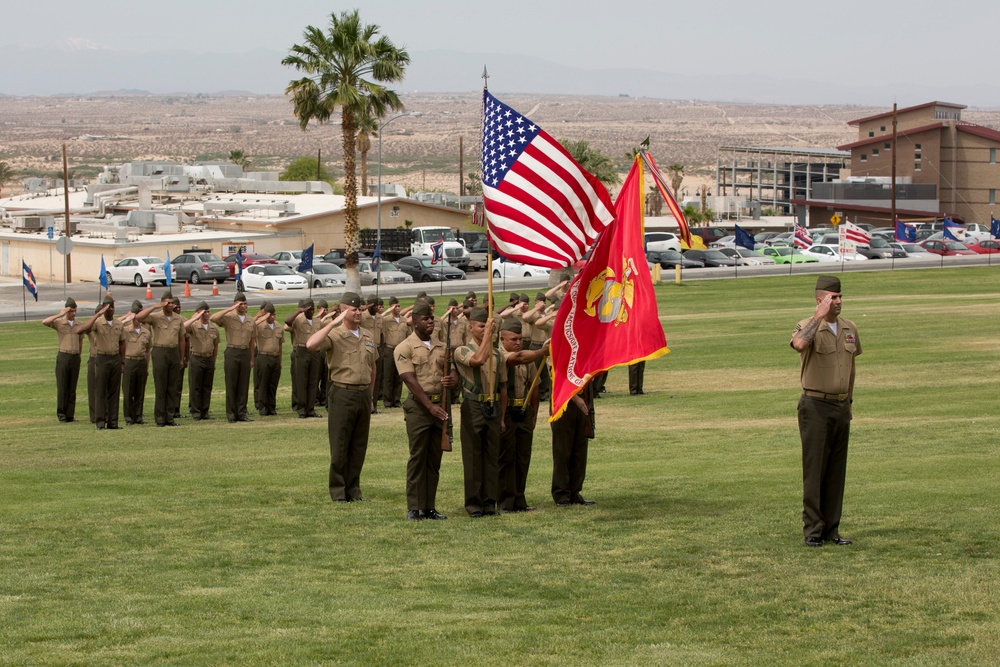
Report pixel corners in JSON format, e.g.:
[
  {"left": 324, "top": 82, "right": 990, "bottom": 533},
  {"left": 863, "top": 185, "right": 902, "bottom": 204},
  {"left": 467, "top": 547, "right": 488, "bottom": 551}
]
[
  {"left": 212, "top": 279, "right": 219, "bottom": 296},
  {"left": 145, "top": 283, "right": 153, "bottom": 300},
  {"left": 184, "top": 281, "right": 191, "bottom": 298}
]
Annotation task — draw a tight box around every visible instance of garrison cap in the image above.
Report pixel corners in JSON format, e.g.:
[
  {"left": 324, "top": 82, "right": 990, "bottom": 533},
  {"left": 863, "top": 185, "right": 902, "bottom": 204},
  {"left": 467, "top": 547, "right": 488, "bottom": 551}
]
[
  {"left": 389, "top": 296, "right": 399, "bottom": 305},
  {"left": 233, "top": 293, "right": 247, "bottom": 303},
  {"left": 416, "top": 291, "right": 428, "bottom": 299},
  {"left": 376, "top": 297, "right": 384, "bottom": 307},
  {"left": 816, "top": 275, "right": 842, "bottom": 293},
  {"left": 463, "top": 299, "right": 475, "bottom": 309},
  {"left": 65, "top": 297, "right": 77, "bottom": 308},
  {"left": 412, "top": 301, "right": 433, "bottom": 318},
  {"left": 424, "top": 296, "right": 435, "bottom": 306},
  {"left": 501, "top": 318, "right": 522, "bottom": 333},
  {"left": 367, "top": 295, "right": 378, "bottom": 305},
  {"left": 299, "top": 298, "right": 314, "bottom": 309},
  {"left": 340, "top": 292, "right": 362, "bottom": 308},
  {"left": 161, "top": 290, "right": 173, "bottom": 301},
  {"left": 509, "top": 292, "right": 520, "bottom": 303},
  {"left": 519, "top": 293, "right": 530, "bottom": 304},
  {"left": 466, "top": 290, "right": 477, "bottom": 300},
  {"left": 130, "top": 300, "right": 143, "bottom": 314},
  {"left": 258, "top": 300, "right": 273, "bottom": 312},
  {"left": 469, "top": 307, "right": 489, "bottom": 323},
  {"left": 197, "top": 301, "right": 210, "bottom": 311},
  {"left": 448, "top": 298, "right": 459, "bottom": 307},
  {"left": 171, "top": 297, "right": 181, "bottom": 307},
  {"left": 263, "top": 303, "right": 275, "bottom": 315},
  {"left": 535, "top": 291, "right": 547, "bottom": 303},
  {"left": 316, "top": 299, "right": 329, "bottom": 310},
  {"left": 102, "top": 295, "right": 115, "bottom": 306}
]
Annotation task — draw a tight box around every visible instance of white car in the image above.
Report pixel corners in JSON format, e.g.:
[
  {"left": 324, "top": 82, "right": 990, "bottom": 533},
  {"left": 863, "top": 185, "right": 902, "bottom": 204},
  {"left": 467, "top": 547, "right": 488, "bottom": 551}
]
[
  {"left": 709, "top": 235, "right": 736, "bottom": 249},
  {"left": 894, "top": 242, "right": 933, "bottom": 258},
  {"left": 491, "top": 260, "right": 551, "bottom": 280},
  {"left": 107, "top": 256, "right": 172, "bottom": 286},
  {"left": 801, "top": 244, "right": 869, "bottom": 262},
  {"left": 272, "top": 250, "right": 324, "bottom": 269},
  {"left": 357, "top": 260, "right": 414, "bottom": 285},
  {"left": 241, "top": 264, "right": 308, "bottom": 291},
  {"left": 298, "top": 263, "right": 346, "bottom": 289},
  {"left": 717, "top": 247, "right": 777, "bottom": 266},
  {"left": 644, "top": 231, "right": 682, "bottom": 252}
]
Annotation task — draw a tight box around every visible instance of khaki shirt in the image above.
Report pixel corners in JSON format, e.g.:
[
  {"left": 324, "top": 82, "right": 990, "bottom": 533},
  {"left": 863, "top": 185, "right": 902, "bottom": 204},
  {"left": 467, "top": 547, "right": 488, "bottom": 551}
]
[
  {"left": 501, "top": 348, "right": 529, "bottom": 400},
  {"left": 454, "top": 315, "right": 470, "bottom": 346},
  {"left": 290, "top": 313, "right": 320, "bottom": 348},
  {"left": 523, "top": 309, "right": 550, "bottom": 345},
  {"left": 92, "top": 317, "right": 126, "bottom": 355},
  {"left": 187, "top": 322, "right": 220, "bottom": 357},
  {"left": 380, "top": 313, "right": 410, "bottom": 349},
  {"left": 255, "top": 320, "right": 283, "bottom": 355},
  {"left": 443, "top": 316, "right": 465, "bottom": 348},
  {"left": 218, "top": 312, "right": 255, "bottom": 349},
  {"left": 315, "top": 325, "right": 379, "bottom": 385},
  {"left": 146, "top": 311, "right": 183, "bottom": 348},
  {"left": 50, "top": 316, "right": 82, "bottom": 354},
  {"left": 124, "top": 325, "right": 152, "bottom": 359},
  {"left": 430, "top": 315, "right": 447, "bottom": 345},
  {"left": 362, "top": 311, "right": 384, "bottom": 345},
  {"left": 394, "top": 332, "right": 447, "bottom": 395},
  {"left": 792, "top": 316, "right": 860, "bottom": 395},
  {"left": 454, "top": 339, "right": 506, "bottom": 394}
]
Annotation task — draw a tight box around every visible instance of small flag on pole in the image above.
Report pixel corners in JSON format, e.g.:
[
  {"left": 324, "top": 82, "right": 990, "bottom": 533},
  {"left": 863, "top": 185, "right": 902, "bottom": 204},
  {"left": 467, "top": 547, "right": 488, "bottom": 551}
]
[
  {"left": 297, "top": 244, "right": 314, "bottom": 273},
  {"left": 991, "top": 216, "right": 1000, "bottom": 239},
  {"left": 235, "top": 248, "right": 244, "bottom": 278},
  {"left": 371, "top": 242, "right": 381, "bottom": 273},
  {"left": 163, "top": 251, "right": 172, "bottom": 286},
  {"left": 22, "top": 260, "right": 38, "bottom": 301},
  {"left": 430, "top": 236, "right": 445, "bottom": 265},
  {"left": 735, "top": 225, "right": 755, "bottom": 251},
  {"left": 895, "top": 219, "right": 917, "bottom": 243},
  {"left": 793, "top": 223, "right": 813, "bottom": 249},
  {"left": 943, "top": 218, "right": 965, "bottom": 242},
  {"left": 99, "top": 255, "right": 109, "bottom": 290}
]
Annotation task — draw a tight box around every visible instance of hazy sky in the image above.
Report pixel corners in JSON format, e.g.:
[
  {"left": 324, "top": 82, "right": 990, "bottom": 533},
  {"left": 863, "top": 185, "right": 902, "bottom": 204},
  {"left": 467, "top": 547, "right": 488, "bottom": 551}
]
[{"left": 4, "top": 0, "right": 997, "bottom": 90}]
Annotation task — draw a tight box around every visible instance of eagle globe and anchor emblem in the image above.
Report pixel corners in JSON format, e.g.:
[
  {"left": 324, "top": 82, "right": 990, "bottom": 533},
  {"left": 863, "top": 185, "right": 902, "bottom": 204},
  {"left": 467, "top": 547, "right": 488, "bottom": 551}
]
[{"left": 583, "top": 255, "right": 638, "bottom": 326}]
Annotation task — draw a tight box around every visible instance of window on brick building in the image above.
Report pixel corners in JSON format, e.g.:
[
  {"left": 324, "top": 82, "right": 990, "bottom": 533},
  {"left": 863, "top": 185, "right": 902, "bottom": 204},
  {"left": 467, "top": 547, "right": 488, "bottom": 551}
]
[
  {"left": 873, "top": 149, "right": 879, "bottom": 156},
  {"left": 869, "top": 131, "right": 875, "bottom": 138},
  {"left": 991, "top": 148, "right": 996, "bottom": 165},
  {"left": 915, "top": 162, "right": 921, "bottom": 171},
  {"left": 991, "top": 189, "right": 996, "bottom": 205},
  {"left": 861, "top": 154, "right": 868, "bottom": 162},
  {"left": 885, "top": 142, "right": 891, "bottom": 150}
]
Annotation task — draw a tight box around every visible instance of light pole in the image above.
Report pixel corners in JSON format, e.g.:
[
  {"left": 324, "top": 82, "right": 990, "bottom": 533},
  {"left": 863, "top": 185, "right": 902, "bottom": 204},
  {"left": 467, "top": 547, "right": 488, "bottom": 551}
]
[{"left": 376, "top": 111, "right": 422, "bottom": 295}]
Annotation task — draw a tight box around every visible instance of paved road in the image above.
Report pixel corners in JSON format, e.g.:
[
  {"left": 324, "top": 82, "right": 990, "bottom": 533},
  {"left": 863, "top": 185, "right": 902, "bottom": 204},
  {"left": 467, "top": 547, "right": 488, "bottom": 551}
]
[{"left": 4, "top": 254, "right": 998, "bottom": 323}]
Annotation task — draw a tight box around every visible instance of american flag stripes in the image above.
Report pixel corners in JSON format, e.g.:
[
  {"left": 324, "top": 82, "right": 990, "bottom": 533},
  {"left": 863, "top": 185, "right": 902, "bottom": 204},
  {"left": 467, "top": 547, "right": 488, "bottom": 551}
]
[
  {"left": 839, "top": 221, "right": 871, "bottom": 252},
  {"left": 480, "top": 91, "right": 614, "bottom": 268}
]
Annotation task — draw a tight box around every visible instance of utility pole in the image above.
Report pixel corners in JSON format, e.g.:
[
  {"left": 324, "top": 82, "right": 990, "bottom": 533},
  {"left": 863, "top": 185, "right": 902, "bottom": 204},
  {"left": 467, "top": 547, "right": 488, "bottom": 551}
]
[
  {"left": 459, "top": 136, "right": 464, "bottom": 197},
  {"left": 62, "top": 143, "right": 72, "bottom": 283}
]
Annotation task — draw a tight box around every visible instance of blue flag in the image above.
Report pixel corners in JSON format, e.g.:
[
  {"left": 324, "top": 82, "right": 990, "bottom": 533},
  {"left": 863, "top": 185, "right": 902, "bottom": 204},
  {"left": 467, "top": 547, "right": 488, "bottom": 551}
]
[
  {"left": 735, "top": 225, "right": 755, "bottom": 250},
  {"left": 943, "top": 218, "right": 964, "bottom": 242},
  {"left": 371, "top": 242, "right": 381, "bottom": 273},
  {"left": 430, "top": 236, "right": 445, "bottom": 265},
  {"left": 895, "top": 220, "right": 916, "bottom": 243},
  {"left": 22, "top": 260, "right": 38, "bottom": 302},
  {"left": 297, "top": 244, "right": 314, "bottom": 273},
  {"left": 235, "top": 248, "right": 244, "bottom": 278},
  {"left": 991, "top": 216, "right": 1000, "bottom": 239},
  {"left": 164, "top": 251, "right": 172, "bottom": 286},
  {"left": 99, "top": 255, "right": 109, "bottom": 289}
]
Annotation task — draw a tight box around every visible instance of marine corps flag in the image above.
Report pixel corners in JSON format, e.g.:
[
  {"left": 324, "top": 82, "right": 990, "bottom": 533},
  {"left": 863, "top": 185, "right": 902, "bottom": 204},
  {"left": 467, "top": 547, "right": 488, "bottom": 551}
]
[{"left": 549, "top": 154, "right": 670, "bottom": 421}]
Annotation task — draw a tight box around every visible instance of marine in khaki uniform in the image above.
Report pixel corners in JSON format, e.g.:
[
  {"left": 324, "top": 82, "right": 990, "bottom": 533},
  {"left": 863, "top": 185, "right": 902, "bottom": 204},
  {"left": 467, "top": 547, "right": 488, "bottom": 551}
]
[
  {"left": 521, "top": 291, "right": 556, "bottom": 400},
  {"left": 363, "top": 296, "right": 385, "bottom": 412},
  {"left": 136, "top": 293, "right": 186, "bottom": 427},
  {"left": 86, "top": 327, "right": 97, "bottom": 424},
  {"left": 253, "top": 303, "right": 283, "bottom": 416},
  {"left": 790, "top": 275, "right": 861, "bottom": 548},
  {"left": 78, "top": 296, "right": 126, "bottom": 430},
  {"left": 454, "top": 307, "right": 507, "bottom": 517},
  {"left": 184, "top": 302, "right": 220, "bottom": 420},
  {"left": 380, "top": 296, "right": 410, "bottom": 408},
  {"left": 307, "top": 292, "right": 379, "bottom": 503},
  {"left": 394, "top": 300, "right": 457, "bottom": 521},
  {"left": 286, "top": 299, "right": 323, "bottom": 419},
  {"left": 498, "top": 319, "right": 550, "bottom": 512},
  {"left": 120, "top": 301, "right": 152, "bottom": 425},
  {"left": 315, "top": 300, "right": 331, "bottom": 410},
  {"left": 211, "top": 293, "right": 256, "bottom": 423},
  {"left": 42, "top": 298, "right": 83, "bottom": 423}
]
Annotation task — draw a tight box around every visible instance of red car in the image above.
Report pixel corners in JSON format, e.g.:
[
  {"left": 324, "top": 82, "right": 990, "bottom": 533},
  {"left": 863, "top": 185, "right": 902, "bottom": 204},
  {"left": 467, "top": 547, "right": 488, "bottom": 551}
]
[
  {"left": 222, "top": 253, "right": 278, "bottom": 277},
  {"left": 920, "top": 240, "right": 976, "bottom": 256},
  {"left": 965, "top": 239, "right": 1000, "bottom": 254}
]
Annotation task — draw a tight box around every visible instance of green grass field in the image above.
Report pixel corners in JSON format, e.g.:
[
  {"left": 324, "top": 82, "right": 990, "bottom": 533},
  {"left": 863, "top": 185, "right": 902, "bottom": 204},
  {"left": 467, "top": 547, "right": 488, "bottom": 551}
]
[{"left": 2, "top": 268, "right": 999, "bottom": 666}]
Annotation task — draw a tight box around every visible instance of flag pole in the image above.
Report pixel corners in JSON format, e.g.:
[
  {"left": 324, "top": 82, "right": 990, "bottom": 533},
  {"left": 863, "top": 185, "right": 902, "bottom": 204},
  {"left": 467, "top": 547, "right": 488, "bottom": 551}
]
[
  {"left": 481, "top": 66, "right": 496, "bottom": 402},
  {"left": 22, "top": 256, "right": 27, "bottom": 322}
]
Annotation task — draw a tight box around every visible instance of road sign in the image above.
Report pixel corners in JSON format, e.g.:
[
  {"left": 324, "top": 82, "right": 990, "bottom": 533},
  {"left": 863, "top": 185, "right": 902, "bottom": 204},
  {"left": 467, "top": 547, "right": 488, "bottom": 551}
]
[
  {"left": 831, "top": 213, "right": 842, "bottom": 227},
  {"left": 47, "top": 226, "right": 54, "bottom": 240},
  {"left": 55, "top": 236, "right": 73, "bottom": 255}
]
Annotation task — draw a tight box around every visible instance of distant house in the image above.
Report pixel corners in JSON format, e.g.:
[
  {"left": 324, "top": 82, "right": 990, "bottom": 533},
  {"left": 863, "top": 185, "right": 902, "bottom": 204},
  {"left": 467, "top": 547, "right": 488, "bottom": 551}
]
[{"left": 801, "top": 101, "right": 1000, "bottom": 226}]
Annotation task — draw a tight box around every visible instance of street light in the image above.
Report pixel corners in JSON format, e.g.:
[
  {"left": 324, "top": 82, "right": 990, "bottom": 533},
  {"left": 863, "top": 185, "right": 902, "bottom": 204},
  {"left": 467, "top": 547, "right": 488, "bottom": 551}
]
[{"left": 376, "top": 110, "right": 422, "bottom": 295}]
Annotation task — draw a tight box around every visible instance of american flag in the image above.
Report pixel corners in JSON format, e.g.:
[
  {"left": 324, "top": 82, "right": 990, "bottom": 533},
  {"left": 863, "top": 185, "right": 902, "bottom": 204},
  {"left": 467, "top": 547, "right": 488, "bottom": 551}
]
[
  {"left": 793, "top": 223, "right": 813, "bottom": 249},
  {"left": 480, "top": 91, "right": 614, "bottom": 268}
]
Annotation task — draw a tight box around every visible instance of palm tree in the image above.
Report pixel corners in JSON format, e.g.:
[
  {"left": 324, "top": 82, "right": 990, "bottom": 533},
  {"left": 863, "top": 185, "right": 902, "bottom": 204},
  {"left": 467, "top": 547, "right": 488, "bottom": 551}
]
[
  {"left": 355, "top": 106, "right": 379, "bottom": 198},
  {"left": 668, "top": 163, "right": 684, "bottom": 199},
  {"left": 0, "top": 161, "right": 17, "bottom": 199},
  {"left": 228, "top": 149, "right": 251, "bottom": 172},
  {"left": 559, "top": 139, "right": 620, "bottom": 187},
  {"left": 282, "top": 10, "right": 409, "bottom": 291}
]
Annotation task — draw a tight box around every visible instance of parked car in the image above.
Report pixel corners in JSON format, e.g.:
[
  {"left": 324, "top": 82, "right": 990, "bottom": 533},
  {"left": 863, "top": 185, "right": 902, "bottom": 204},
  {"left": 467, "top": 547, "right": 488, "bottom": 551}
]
[
  {"left": 800, "top": 244, "right": 869, "bottom": 263},
  {"left": 241, "top": 264, "right": 308, "bottom": 291},
  {"left": 682, "top": 249, "right": 738, "bottom": 268},
  {"left": 321, "top": 250, "right": 346, "bottom": 264},
  {"left": 717, "top": 247, "right": 777, "bottom": 266},
  {"left": 298, "top": 263, "right": 347, "bottom": 288},
  {"left": 965, "top": 239, "right": 1000, "bottom": 254},
  {"left": 920, "top": 239, "right": 976, "bottom": 256},
  {"left": 644, "top": 231, "right": 681, "bottom": 252},
  {"left": 106, "top": 256, "right": 172, "bottom": 287},
  {"left": 395, "top": 256, "right": 467, "bottom": 282},
  {"left": 753, "top": 232, "right": 782, "bottom": 247},
  {"left": 358, "top": 260, "right": 413, "bottom": 285},
  {"left": 760, "top": 247, "right": 820, "bottom": 264},
  {"left": 222, "top": 253, "right": 278, "bottom": 277},
  {"left": 171, "top": 252, "right": 229, "bottom": 284},
  {"left": 647, "top": 249, "right": 704, "bottom": 269},
  {"left": 962, "top": 223, "right": 993, "bottom": 242},
  {"left": 856, "top": 237, "right": 902, "bottom": 259},
  {"left": 490, "top": 260, "right": 551, "bottom": 280},
  {"left": 689, "top": 226, "right": 730, "bottom": 247},
  {"left": 764, "top": 232, "right": 795, "bottom": 246},
  {"left": 272, "top": 250, "right": 319, "bottom": 269},
  {"left": 467, "top": 238, "right": 492, "bottom": 271},
  {"left": 709, "top": 235, "right": 736, "bottom": 249},
  {"left": 896, "top": 242, "right": 933, "bottom": 258}
]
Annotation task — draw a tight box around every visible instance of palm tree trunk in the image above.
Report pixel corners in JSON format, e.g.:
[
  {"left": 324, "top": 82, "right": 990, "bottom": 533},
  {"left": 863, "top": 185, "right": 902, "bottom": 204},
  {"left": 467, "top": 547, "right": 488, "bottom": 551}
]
[
  {"left": 341, "top": 109, "right": 362, "bottom": 294},
  {"left": 360, "top": 149, "right": 369, "bottom": 200}
]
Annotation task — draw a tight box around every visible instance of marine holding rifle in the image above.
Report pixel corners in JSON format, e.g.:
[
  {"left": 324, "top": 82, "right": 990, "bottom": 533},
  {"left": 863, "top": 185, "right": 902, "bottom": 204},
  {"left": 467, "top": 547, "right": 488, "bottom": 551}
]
[{"left": 394, "top": 300, "right": 457, "bottom": 522}]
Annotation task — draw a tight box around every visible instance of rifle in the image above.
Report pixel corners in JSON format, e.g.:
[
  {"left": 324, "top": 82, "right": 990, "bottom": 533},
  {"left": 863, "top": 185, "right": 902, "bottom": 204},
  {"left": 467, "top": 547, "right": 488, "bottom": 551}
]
[{"left": 441, "top": 314, "right": 454, "bottom": 451}]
